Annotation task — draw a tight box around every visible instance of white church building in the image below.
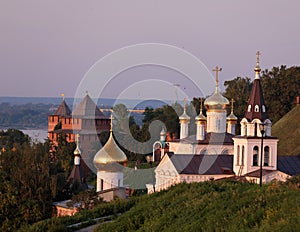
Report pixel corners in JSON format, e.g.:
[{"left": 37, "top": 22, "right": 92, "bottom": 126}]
[{"left": 147, "top": 53, "right": 290, "bottom": 193}]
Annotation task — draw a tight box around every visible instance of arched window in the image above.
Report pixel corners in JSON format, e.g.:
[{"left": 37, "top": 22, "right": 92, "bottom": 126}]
[
  {"left": 264, "top": 146, "right": 270, "bottom": 166},
  {"left": 241, "top": 146, "right": 245, "bottom": 165},
  {"left": 248, "top": 105, "right": 251, "bottom": 112},
  {"left": 237, "top": 145, "right": 240, "bottom": 165},
  {"left": 253, "top": 146, "right": 259, "bottom": 166},
  {"left": 262, "top": 105, "right": 266, "bottom": 112},
  {"left": 255, "top": 105, "right": 259, "bottom": 112}
]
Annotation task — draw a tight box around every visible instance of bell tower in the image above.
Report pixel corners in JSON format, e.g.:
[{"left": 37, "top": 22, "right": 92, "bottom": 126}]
[{"left": 233, "top": 52, "right": 278, "bottom": 177}]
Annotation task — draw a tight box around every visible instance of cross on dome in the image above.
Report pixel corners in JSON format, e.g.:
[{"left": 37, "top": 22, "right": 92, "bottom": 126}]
[{"left": 212, "top": 65, "right": 222, "bottom": 91}]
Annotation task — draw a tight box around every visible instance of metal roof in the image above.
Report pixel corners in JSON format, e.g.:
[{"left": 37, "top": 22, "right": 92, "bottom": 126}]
[{"left": 168, "top": 153, "right": 233, "bottom": 175}]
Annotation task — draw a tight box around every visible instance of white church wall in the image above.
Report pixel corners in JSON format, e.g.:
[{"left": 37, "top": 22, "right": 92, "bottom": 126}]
[{"left": 96, "top": 171, "right": 123, "bottom": 192}]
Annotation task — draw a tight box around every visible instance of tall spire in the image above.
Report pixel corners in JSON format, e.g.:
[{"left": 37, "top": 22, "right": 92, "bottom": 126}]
[{"left": 244, "top": 51, "right": 267, "bottom": 121}]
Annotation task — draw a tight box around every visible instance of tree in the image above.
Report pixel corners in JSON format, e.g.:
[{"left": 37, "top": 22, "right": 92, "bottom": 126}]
[
  {"left": 261, "top": 66, "right": 300, "bottom": 123},
  {"left": 0, "top": 142, "right": 52, "bottom": 231},
  {"left": 224, "top": 76, "right": 252, "bottom": 120}
]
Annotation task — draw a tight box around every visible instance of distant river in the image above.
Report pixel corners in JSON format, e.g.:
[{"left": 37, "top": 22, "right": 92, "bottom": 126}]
[{"left": 22, "top": 129, "right": 48, "bottom": 143}]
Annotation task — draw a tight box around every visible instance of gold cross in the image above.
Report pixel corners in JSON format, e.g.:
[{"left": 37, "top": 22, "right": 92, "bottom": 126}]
[
  {"left": 183, "top": 98, "right": 186, "bottom": 109},
  {"left": 256, "top": 51, "right": 261, "bottom": 65},
  {"left": 199, "top": 98, "right": 203, "bottom": 111},
  {"left": 212, "top": 66, "right": 222, "bottom": 87},
  {"left": 75, "top": 134, "right": 80, "bottom": 143}
]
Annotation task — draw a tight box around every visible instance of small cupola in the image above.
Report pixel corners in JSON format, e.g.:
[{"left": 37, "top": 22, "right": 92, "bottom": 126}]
[
  {"left": 179, "top": 98, "right": 191, "bottom": 122},
  {"left": 74, "top": 134, "right": 81, "bottom": 166},
  {"left": 227, "top": 99, "right": 238, "bottom": 122},
  {"left": 195, "top": 98, "right": 206, "bottom": 122}
]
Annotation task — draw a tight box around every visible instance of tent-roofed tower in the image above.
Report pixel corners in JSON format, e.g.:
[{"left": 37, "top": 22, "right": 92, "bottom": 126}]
[
  {"left": 233, "top": 52, "right": 278, "bottom": 177},
  {"left": 48, "top": 95, "right": 72, "bottom": 143},
  {"left": 244, "top": 51, "right": 268, "bottom": 123},
  {"left": 72, "top": 93, "right": 106, "bottom": 119}
]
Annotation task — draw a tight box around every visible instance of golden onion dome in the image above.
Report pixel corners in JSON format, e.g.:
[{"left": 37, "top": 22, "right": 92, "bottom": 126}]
[
  {"left": 227, "top": 112, "right": 238, "bottom": 121},
  {"left": 205, "top": 65, "right": 229, "bottom": 109},
  {"left": 204, "top": 88, "right": 229, "bottom": 109},
  {"left": 179, "top": 110, "right": 190, "bottom": 121},
  {"left": 93, "top": 132, "right": 127, "bottom": 166},
  {"left": 195, "top": 111, "right": 206, "bottom": 121},
  {"left": 74, "top": 146, "right": 81, "bottom": 156},
  {"left": 179, "top": 98, "right": 190, "bottom": 121},
  {"left": 227, "top": 99, "right": 238, "bottom": 121}
]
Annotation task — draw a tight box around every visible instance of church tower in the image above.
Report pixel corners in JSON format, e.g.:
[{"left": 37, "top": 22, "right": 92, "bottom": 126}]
[
  {"left": 204, "top": 66, "right": 229, "bottom": 133},
  {"left": 93, "top": 113, "right": 127, "bottom": 192},
  {"left": 68, "top": 134, "right": 87, "bottom": 190},
  {"left": 179, "top": 98, "right": 190, "bottom": 139},
  {"left": 226, "top": 99, "right": 238, "bottom": 135},
  {"left": 195, "top": 98, "right": 206, "bottom": 140},
  {"left": 233, "top": 52, "right": 278, "bottom": 176}
]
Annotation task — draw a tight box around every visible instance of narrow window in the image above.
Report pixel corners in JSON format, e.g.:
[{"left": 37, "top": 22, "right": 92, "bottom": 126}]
[
  {"left": 253, "top": 146, "right": 259, "bottom": 166},
  {"left": 248, "top": 105, "right": 251, "bottom": 112},
  {"left": 237, "top": 145, "right": 240, "bottom": 165},
  {"left": 255, "top": 105, "right": 259, "bottom": 112},
  {"left": 264, "top": 146, "right": 270, "bottom": 166},
  {"left": 241, "top": 146, "right": 245, "bottom": 165}
]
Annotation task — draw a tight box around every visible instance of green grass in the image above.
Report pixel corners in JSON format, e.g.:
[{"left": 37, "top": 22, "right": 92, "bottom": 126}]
[
  {"left": 272, "top": 104, "right": 300, "bottom": 156},
  {"left": 95, "top": 178, "right": 300, "bottom": 232},
  {"left": 19, "top": 178, "right": 300, "bottom": 232}
]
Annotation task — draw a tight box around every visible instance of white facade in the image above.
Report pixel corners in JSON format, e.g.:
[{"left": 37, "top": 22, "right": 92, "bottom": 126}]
[
  {"left": 96, "top": 171, "right": 124, "bottom": 192},
  {"left": 195, "top": 121, "right": 205, "bottom": 140},
  {"left": 179, "top": 120, "right": 189, "bottom": 139},
  {"left": 233, "top": 137, "right": 278, "bottom": 176},
  {"left": 206, "top": 110, "right": 227, "bottom": 133}
]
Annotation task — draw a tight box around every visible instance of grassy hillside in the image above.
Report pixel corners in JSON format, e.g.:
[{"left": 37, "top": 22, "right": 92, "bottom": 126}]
[
  {"left": 96, "top": 179, "right": 300, "bottom": 232},
  {"left": 19, "top": 179, "right": 300, "bottom": 232},
  {"left": 272, "top": 104, "right": 300, "bottom": 156}
]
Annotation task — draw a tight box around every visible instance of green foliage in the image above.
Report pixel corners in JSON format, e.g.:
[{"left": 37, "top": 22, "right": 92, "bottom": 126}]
[
  {"left": 18, "top": 197, "right": 138, "bottom": 232},
  {"left": 261, "top": 66, "right": 300, "bottom": 123},
  {"left": 0, "top": 128, "right": 30, "bottom": 149},
  {"left": 0, "top": 142, "right": 52, "bottom": 231},
  {"left": 224, "top": 76, "right": 252, "bottom": 120},
  {"left": 95, "top": 179, "right": 300, "bottom": 231},
  {"left": 224, "top": 66, "right": 300, "bottom": 126}
]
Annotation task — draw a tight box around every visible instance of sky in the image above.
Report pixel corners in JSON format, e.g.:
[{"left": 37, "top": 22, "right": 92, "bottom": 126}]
[{"left": 1, "top": 0, "right": 299, "bottom": 101}]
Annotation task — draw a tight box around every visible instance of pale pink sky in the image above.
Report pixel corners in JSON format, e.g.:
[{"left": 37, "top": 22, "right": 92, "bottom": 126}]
[{"left": 1, "top": 0, "right": 299, "bottom": 98}]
